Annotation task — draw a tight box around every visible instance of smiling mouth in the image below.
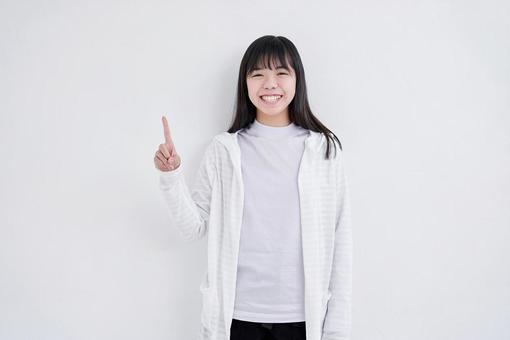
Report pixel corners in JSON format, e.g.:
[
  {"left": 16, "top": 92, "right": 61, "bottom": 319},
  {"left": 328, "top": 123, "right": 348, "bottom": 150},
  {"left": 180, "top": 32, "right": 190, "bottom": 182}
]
[{"left": 260, "top": 95, "right": 283, "bottom": 103}]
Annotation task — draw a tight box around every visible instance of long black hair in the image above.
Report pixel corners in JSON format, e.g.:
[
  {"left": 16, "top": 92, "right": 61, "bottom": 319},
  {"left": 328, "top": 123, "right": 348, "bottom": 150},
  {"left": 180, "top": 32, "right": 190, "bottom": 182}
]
[{"left": 227, "top": 35, "right": 343, "bottom": 160}]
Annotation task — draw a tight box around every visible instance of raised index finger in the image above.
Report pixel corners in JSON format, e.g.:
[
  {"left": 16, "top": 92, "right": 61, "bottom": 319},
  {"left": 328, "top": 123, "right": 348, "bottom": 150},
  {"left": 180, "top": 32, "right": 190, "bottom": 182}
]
[{"left": 161, "top": 115, "right": 174, "bottom": 148}]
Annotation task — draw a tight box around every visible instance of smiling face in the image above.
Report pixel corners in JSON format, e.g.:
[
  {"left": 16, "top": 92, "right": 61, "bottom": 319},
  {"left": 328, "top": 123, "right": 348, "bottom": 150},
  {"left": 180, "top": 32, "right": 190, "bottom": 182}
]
[{"left": 246, "top": 57, "right": 297, "bottom": 124}]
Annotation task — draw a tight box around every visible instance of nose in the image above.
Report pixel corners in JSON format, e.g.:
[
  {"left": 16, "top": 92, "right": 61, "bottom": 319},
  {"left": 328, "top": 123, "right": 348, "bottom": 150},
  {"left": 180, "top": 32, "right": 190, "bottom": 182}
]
[{"left": 263, "top": 73, "right": 278, "bottom": 89}]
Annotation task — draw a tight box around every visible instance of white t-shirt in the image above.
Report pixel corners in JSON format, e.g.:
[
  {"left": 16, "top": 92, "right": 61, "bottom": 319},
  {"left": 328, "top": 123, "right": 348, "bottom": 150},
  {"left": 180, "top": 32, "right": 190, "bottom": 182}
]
[{"left": 232, "top": 118, "right": 310, "bottom": 323}]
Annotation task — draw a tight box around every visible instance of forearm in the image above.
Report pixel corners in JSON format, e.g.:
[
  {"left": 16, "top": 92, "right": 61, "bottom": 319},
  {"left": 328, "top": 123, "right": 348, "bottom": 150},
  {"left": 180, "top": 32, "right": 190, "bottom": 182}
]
[{"left": 159, "top": 165, "right": 207, "bottom": 242}]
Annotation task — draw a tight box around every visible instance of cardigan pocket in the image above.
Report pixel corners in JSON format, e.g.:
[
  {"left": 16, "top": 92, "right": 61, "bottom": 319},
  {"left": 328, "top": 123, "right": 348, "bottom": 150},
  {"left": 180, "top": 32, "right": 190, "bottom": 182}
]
[
  {"left": 200, "top": 285, "right": 213, "bottom": 330},
  {"left": 199, "top": 270, "right": 215, "bottom": 330},
  {"left": 200, "top": 270, "right": 212, "bottom": 329},
  {"left": 321, "top": 289, "right": 332, "bottom": 331}
]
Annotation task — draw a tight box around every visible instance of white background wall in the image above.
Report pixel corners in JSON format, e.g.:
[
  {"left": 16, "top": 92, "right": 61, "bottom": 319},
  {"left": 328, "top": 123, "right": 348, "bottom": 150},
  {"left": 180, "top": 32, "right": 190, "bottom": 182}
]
[{"left": 1, "top": 1, "right": 509, "bottom": 339}]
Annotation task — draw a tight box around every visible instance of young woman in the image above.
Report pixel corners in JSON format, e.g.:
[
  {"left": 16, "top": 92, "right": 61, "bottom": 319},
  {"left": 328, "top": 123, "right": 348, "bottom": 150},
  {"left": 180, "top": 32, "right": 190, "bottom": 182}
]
[{"left": 154, "top": 35, "right": 352, "bottom": 340}]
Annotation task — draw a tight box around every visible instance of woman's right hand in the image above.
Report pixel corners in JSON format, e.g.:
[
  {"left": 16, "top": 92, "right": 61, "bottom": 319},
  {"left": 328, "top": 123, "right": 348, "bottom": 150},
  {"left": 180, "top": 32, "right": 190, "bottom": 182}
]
[{"left": 154, "top": 115, "right": 181, "bottom": 172}]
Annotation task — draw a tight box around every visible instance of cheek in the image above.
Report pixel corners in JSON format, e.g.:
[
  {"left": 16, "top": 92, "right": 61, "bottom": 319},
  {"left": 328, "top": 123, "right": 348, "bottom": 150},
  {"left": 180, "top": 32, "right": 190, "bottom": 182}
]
[
  {"left": 282, "top": 77, "right": 296, "bottom": 88},
  {"left": 246, "top": 80, "right": 257, "bottom": 95},
  {"left": 284, "top": 81, "right": 296, "bottom": 97},
  {"left": 246, "top": 82, "right": 260, "bottom": 103}
]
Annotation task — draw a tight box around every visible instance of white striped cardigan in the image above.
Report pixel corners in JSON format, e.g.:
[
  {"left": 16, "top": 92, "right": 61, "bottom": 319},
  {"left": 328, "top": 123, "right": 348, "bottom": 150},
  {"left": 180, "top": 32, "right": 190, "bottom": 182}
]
[{"left": 158, "top": 128, "right": 352, "bottom": 340}]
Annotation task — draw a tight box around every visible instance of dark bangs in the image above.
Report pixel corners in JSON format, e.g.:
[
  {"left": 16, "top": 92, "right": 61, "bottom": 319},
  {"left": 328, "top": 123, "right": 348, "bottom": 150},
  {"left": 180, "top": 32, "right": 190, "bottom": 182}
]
[{"left": 244, "top": 40, "right": 295, "bottom": 77}]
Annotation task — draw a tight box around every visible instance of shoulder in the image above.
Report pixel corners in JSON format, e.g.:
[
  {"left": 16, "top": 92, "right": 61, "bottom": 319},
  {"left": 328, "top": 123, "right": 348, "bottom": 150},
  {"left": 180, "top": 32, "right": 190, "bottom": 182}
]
[
  {"left": 212, "top": 131, "right": 231, "bottom": 142},
  {"left": 314, "top": 131, "right": 344, "bottom": 162},
  {"left": 211, "top": 131, "right": 238, "bottom": 150},
  {"left": 325, "top": 133, "right": 347, "bottom": 175},
  {"left": 202, "top": 132, "right": 231, "bottom": 157}
]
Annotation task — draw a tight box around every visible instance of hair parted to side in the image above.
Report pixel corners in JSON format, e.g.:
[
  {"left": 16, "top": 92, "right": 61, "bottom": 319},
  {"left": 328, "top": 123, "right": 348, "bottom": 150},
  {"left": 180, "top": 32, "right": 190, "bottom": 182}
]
[{"left": 227, "top": 35, "right": 343, "bottom": 160}]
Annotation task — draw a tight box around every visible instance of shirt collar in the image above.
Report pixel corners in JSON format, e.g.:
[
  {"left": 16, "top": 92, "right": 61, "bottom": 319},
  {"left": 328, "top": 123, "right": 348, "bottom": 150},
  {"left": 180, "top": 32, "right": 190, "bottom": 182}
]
[{"left": 243, "top": 118, "right": 304, "bottom": 139}]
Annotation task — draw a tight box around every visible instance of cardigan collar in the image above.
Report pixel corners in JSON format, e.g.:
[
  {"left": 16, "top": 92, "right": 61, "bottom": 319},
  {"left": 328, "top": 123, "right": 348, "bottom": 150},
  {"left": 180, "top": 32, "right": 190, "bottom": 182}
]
[{"left": 214, "top": 128, "right": 325, "bottom": 197}]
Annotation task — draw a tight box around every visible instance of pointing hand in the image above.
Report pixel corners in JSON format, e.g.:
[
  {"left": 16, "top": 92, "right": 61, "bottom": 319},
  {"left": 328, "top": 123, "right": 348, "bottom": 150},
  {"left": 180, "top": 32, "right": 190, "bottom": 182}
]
[{"left": 154, "top": 115, "right": 182, "bottom": 172}]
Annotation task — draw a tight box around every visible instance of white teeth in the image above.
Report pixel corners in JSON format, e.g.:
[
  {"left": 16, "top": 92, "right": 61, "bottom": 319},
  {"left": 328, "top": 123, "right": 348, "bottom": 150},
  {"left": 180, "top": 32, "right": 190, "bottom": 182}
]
[{"left": 261, "top": 95, "right": 282, "bottom": 103}]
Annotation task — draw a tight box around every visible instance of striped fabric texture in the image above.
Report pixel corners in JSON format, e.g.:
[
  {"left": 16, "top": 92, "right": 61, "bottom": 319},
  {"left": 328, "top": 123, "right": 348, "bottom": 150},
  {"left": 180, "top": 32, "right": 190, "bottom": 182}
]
[{"left": 158, "top": 129, "right": 352, "bottom": 340}]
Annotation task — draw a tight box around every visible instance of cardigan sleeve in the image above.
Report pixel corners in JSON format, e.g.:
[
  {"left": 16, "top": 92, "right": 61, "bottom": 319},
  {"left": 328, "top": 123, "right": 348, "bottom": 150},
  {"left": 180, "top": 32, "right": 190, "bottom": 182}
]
[
  {"left": 157, "top": 140, "right": 217, "bottom": 243},
  {"left": 322, "top": 147, "right": 353, "bottom": 340}
]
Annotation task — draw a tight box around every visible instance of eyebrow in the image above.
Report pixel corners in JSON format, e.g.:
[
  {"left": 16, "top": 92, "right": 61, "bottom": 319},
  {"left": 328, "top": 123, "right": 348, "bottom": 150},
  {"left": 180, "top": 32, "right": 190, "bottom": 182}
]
[{"left": 251, "top": 66, "right": 290, "bottom": 72}]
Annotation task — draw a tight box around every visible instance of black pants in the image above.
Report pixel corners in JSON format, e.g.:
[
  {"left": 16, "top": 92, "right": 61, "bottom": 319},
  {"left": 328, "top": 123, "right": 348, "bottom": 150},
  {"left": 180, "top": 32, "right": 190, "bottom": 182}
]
[{"left": 230, "top": 318, "right": 306, "bottom": 340}]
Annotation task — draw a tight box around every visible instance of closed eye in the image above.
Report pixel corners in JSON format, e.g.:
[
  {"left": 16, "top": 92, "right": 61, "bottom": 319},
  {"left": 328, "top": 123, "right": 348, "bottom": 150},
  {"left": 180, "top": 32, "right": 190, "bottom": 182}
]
[{"left": 252, "top": 73, "right": 288, "bottom": 77}]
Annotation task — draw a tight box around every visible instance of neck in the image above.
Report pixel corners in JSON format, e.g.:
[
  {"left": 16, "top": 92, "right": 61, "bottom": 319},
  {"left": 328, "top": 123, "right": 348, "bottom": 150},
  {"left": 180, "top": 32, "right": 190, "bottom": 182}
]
[{"left": 255, "top": 110, "right": 290, "bottom": 127}]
